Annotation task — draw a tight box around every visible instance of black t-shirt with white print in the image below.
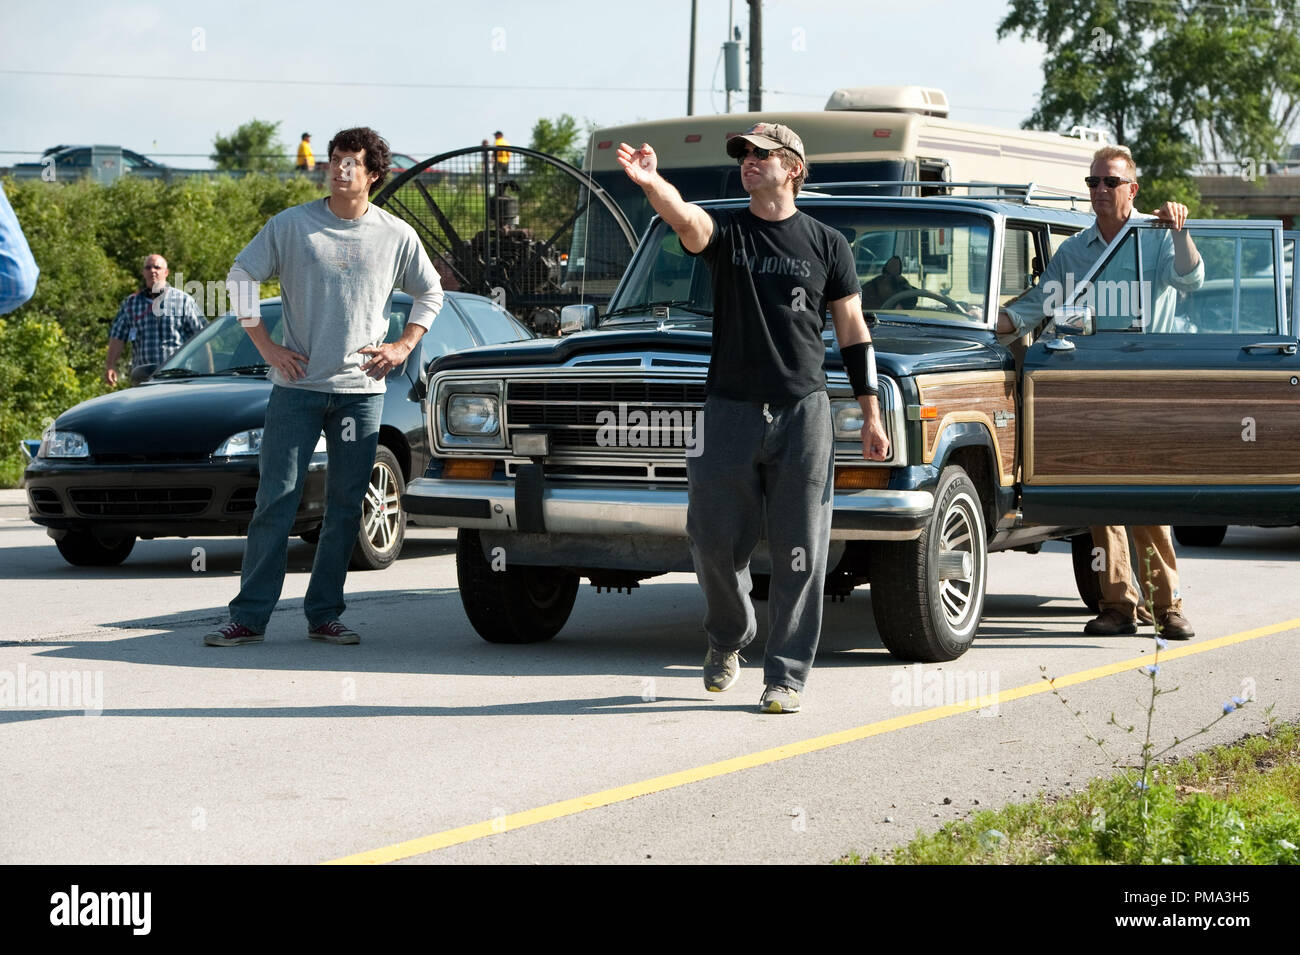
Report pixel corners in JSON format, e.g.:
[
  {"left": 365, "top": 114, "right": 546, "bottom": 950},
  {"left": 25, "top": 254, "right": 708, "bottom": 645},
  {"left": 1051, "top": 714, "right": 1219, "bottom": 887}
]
[{"left": 690, "top": 207, "right": 860, "bottom": 403}]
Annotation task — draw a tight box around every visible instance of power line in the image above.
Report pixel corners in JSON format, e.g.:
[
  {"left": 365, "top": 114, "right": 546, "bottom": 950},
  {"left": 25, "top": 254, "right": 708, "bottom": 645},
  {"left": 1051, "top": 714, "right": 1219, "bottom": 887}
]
[
  {"left": 0, "top": 68, "right": 1070, "bottom": 117},
  {"left": 0, "top": 67, "right": 688, "bottom": 94}
]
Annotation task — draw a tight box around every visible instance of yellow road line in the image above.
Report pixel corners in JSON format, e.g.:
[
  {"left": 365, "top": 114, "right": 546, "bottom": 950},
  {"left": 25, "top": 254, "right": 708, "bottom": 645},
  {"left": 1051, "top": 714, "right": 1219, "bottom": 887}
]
[{"left": 324, "top": 617, "right": 1299, "bottom": 864}]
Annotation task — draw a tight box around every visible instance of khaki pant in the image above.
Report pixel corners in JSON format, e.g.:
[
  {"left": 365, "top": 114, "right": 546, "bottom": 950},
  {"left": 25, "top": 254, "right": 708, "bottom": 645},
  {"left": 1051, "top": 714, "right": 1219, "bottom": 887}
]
[{"left": 1090, "top": 525, "right": 1182, "bottom": 617}]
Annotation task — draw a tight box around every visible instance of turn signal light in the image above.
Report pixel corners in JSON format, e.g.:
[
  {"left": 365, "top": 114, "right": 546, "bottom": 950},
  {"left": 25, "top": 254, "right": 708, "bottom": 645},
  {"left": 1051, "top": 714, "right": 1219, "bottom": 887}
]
[
  {"left": 834, "top": 467, "right": 890, "bottom": 489},
  {"left": 443, "top": 458, "right": 495, "bottom": 480}
]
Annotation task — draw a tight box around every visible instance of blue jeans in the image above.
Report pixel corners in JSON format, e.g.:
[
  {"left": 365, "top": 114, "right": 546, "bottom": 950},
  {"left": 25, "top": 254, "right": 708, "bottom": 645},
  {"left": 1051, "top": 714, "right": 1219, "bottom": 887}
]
[{"left": 230, "top": 386, "right": 383, "bottom": 632}]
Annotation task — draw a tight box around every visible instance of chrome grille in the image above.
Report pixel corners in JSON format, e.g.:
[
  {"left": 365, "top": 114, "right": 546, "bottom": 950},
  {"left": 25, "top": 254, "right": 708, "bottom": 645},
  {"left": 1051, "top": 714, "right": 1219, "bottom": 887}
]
[{"left": 505, "top": 379, "right": 707, "bottom": 454}]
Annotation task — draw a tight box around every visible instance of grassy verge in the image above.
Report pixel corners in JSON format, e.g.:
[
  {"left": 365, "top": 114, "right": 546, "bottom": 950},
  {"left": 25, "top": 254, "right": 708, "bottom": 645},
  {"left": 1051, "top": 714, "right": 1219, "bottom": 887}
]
[{"left": 840, "top": 722, "right": 1300, "bottom": 864}]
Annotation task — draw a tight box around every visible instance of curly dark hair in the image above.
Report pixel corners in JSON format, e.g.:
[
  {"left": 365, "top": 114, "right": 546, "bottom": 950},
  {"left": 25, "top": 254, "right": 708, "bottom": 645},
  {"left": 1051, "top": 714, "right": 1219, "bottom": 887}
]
[{"left": 326, "top": 126, "right": 392, "bottom": 194}]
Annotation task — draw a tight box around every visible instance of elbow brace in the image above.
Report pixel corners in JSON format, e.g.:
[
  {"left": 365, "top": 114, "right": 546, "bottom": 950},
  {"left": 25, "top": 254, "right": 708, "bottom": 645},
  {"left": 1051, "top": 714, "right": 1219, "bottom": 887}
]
[{"left": 841, "top": 341, "right": 878, "bottom": 397}]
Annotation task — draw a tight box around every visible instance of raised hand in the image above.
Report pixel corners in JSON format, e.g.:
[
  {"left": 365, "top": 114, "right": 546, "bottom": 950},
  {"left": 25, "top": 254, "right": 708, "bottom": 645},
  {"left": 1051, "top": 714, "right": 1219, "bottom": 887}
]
[
  {"left": 1151, "top": 200, "right": 1190, "bottom": 231},
  {"left": 617, "top": 142, "right": 658, "bottom": 186}
]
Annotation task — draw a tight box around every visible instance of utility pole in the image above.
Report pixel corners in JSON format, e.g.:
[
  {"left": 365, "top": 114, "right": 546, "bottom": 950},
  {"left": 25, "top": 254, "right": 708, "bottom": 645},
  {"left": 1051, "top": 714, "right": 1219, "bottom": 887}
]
[
  {"left": 687, "top": 0, "right": 697, "bottom": 115},
  {"left": 748, "top": 0, "right": 762, "bottom": 112},
  {"left": 726, "top": 0, "right": 735, "bottom": 113}
]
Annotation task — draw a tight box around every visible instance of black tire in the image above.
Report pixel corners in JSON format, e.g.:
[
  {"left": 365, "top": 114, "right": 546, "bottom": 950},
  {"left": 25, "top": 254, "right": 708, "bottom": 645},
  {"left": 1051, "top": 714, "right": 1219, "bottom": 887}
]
[
  {"left": 749, "top": 573, "right": 771, "bottom": 601},
  {"left": 456, "top": 529, "right": 579, "bottom": 643},
  {"left": 1070, "top": 532, "right": 1102, "bottom": 614},
  {"left": 349, "top": 446, "right": 406, "bottom": 571},
  {"left": 55, "top": 531, "right": 135, "bottom": 567},
  {"left": 869, "top": 465, "right": 986, "bottom": 662},
  {"left": 299, "top": 527, "right": 320, "bottom": 544},
  {"left": 1173, "top": 525, "right": 1228, "bottom": 548}
]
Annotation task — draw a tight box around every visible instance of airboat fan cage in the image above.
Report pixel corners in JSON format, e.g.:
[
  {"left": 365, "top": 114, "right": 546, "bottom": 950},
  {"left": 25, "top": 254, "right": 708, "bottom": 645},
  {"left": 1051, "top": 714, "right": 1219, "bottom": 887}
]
[{"left": 374, "top": 145, "right": 636, "bottom": 334}]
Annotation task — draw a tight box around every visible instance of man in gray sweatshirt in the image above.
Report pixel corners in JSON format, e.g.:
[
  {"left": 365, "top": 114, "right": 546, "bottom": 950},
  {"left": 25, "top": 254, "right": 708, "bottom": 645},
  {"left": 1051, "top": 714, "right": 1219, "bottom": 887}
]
[{"left": 205, "top": 126, "right": 444, "bottom": 646}]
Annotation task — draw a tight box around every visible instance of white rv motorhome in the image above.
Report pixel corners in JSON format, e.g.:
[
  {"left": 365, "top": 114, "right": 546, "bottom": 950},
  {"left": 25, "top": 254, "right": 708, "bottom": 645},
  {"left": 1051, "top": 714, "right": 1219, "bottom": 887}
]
[{"left": 566, "top": 87, "right": 1100, "bottom": 293}]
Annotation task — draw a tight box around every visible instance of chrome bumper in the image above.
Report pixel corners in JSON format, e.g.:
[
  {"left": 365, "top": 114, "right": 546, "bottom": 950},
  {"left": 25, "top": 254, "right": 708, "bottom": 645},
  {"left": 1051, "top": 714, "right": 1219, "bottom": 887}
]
[{"left": 403, "top": 477, "right": 931, "bottom": 540}]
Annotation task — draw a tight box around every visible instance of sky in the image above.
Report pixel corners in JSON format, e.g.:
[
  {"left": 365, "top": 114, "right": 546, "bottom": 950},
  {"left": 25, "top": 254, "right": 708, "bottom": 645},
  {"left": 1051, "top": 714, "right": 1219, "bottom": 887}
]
[{"left": 0, "top": 0, "right": 1051, "bottom": 168}]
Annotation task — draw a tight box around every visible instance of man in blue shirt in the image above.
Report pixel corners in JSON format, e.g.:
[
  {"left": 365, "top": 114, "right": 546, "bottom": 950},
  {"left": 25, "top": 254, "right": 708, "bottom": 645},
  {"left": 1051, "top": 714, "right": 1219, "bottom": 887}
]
[
  {"left": 999, "top": 144, "right": 1201, "bottom": 641},
  {"left": 0, "top": 186, "right": 39, "bottom": 315}
]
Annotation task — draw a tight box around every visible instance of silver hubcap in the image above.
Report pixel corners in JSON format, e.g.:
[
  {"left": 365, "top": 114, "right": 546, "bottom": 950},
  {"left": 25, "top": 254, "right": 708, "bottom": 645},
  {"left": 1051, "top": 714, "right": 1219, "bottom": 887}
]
[
  {"left": 937, "top": 491, "right": 981, "bottom": 630},
  {"left": 362, "top": 461, "right": 401, "bottom": 553}
]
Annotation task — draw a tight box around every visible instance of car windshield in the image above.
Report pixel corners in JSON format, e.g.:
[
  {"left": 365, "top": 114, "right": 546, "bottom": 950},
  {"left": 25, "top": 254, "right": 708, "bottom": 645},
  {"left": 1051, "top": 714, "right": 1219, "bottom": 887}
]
[
  {"left": 602, "top": 205, "right": 995, "bottom": 329},
  {"left": 158, "top": 301, "right": 412, "bottom": 376}
]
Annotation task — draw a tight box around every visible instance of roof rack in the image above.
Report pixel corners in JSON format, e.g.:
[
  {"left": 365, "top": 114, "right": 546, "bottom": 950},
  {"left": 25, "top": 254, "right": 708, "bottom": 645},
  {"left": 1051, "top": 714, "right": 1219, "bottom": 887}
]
[{"left": 802, "top": 180, "right": 1090, "bottom": 209}]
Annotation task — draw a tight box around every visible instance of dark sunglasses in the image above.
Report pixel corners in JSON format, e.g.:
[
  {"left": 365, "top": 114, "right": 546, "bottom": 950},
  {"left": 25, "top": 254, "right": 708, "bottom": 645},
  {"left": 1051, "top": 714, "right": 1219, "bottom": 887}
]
[
  {"left": 735, "top": 146, "right": 773, "bottom": 164},
  {"left": 1084, "top": 175, "right": 1134, "bottom": 189}
]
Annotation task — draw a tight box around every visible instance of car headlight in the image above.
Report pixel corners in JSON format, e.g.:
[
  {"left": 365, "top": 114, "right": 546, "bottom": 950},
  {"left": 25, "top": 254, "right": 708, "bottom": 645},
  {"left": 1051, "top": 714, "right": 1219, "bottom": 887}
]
[
  {"left": 39, "top": 431, "right": 90, "bottom": 458},
  {"left": 215, "top": 430, "right": 327, "bottom": 457},
  {"left": 832, "top": 400, "right": 864, "bottom": 440},
  {"left": 434, "top": 378, "right": 506, "bottom": 450},
  {"left": 447, "top": 394, "right": 500, "bottom": 436},
  {"left": 214, "top": 429, "right": 263, "bottom": 456}
]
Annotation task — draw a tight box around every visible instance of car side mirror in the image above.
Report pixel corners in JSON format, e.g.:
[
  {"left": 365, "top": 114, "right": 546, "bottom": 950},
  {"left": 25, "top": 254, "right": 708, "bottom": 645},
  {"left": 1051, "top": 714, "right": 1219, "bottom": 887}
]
[
  {"left": 130, "top": 363, "right": 158, "bottom": 384},
  {"left": 559, "top": 304, "right": 598, "bottom": 336},
  {"left": 1044, "top": 305, "right": 1094, "bottom": 351}
]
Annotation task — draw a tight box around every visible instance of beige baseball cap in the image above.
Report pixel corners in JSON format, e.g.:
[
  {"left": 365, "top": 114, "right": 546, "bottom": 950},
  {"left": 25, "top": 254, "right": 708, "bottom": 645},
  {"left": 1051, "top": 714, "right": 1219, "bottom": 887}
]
[{"left": 725, "top": 122, "right": 805, "bottom": 161}]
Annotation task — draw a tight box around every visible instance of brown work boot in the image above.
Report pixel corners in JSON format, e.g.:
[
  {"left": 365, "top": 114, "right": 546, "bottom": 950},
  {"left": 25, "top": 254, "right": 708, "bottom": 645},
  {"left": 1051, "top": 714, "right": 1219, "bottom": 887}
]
[
  {"left": 1136, "top": 604, "right": 1154, "bottom": 625},
  {"left": 1084, "top": 608, "right": 1138, "bottom": 635},
  {"left": 1157, "top": 611, "right": 1195, "bottom": 641}
]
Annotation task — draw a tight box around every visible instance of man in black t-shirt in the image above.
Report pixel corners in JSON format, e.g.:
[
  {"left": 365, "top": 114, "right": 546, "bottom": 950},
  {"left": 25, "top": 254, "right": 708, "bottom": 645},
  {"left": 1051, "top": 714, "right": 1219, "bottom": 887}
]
[{"left": 618, "top": 122, "right": 890, "bottom": 714}]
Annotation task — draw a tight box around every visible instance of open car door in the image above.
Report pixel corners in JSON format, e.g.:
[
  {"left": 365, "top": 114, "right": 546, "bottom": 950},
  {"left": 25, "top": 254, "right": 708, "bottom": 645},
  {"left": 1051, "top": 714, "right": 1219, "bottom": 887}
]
[{"left": 1020, "top": 219, "right": 1300, "bottom": 526}]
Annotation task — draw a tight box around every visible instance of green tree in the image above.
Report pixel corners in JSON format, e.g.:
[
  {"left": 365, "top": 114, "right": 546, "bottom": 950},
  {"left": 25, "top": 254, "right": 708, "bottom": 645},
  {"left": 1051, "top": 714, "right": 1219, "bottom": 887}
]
[
  {"left": 521, "top": 114, "right": 590, "bottom": 240},
  {"left": 528, "top": 114, "right": 585, "bottom": 167},
  {"left": 211, "top": 119, "right": 291, "bottom": 172},
  {"left": 999, "top": 0, "right": 1300, "bottom": 211},
  {"left": 0, "top": 316, "right": 85, "bottom": 486}
]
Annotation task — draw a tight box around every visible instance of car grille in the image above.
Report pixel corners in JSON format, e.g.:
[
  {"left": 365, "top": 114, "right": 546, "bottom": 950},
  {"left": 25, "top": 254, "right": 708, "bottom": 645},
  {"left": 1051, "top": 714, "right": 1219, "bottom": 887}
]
[
  {"left": 28, "top": 488, "right": 64, "bottom": 515},
  {"left": 224, "top": 487, "right": 258, "bottom": 514},
  {"left": 93, "top": 453, "right": 212, "bottom": 465},
  {"left": 69, "top": 487, "right": 213, "bottom": 517},
  {"left": 506, "top": 379, "right": 707, "bottom": 454}
]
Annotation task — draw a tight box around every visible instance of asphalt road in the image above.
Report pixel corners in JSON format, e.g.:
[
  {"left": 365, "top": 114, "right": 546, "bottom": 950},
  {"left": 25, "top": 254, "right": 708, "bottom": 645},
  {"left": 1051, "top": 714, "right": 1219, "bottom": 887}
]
[{"left": 2, "top": 488, "right": 1297, "bottom": 865}]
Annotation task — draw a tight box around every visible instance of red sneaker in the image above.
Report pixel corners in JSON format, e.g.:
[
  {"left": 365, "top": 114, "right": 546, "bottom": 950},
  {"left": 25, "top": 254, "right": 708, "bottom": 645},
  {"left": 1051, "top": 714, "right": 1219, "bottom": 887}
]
[
  {"left": 204, "top": 621, "right": 264, "bottom": 646},
  {"left": 308, "top": 620, "right": 360, "bottom": 645}
]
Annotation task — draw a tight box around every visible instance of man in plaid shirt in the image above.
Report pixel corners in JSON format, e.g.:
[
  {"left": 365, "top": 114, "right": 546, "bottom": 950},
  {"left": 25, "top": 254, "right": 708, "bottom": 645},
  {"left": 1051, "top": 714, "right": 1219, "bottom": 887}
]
[{"left": 104, "top": 254, "right": 205, "bottom": 386}]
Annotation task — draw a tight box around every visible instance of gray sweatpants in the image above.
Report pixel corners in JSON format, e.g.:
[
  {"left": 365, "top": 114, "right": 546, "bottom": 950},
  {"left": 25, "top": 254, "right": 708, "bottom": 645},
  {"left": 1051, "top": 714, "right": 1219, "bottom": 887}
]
[{"left": 685, "top": 391, "right": 834, "bottom": 691}]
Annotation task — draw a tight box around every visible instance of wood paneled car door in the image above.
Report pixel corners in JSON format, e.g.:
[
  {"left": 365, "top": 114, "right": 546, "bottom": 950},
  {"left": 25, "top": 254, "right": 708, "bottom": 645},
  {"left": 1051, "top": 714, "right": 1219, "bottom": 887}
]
[{"left": 1020, "top": 220, "right": 1300, "bottom": 526}]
